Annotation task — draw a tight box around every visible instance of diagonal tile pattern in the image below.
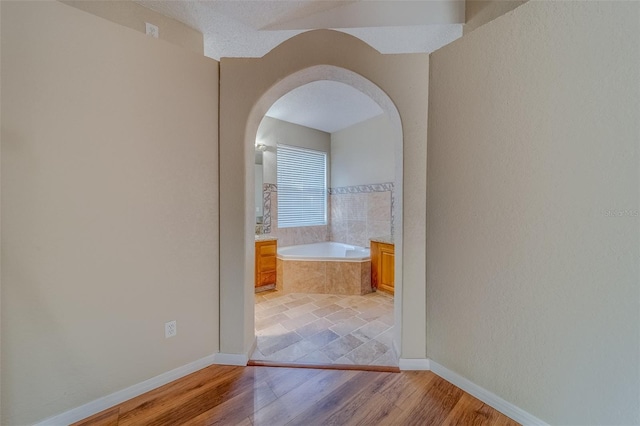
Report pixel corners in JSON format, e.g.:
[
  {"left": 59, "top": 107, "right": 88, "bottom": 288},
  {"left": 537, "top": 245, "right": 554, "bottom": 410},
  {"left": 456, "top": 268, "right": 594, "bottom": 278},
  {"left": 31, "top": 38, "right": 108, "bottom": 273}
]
[{"left": 252, "top": 291, "right": 396, "bottom": 366}]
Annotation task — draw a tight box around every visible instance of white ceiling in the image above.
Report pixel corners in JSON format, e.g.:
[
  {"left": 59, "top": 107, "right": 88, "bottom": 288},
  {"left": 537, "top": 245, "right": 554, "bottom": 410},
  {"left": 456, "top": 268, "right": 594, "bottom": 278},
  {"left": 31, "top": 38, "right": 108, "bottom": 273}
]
[
  {"left": 134, "top": 0, "right": 464, "bottom": 132},
  {"left": 265, "top": 80, "right": 384, "bottom": 133},
  {"left": 135, "top": 0, "right": 464, "bottom": 59}
]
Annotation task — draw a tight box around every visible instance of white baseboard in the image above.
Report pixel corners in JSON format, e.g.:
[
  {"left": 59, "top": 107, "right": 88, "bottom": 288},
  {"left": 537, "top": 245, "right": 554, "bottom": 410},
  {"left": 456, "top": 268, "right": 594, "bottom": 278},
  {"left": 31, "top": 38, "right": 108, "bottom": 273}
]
[
  {"left": 429, "top": 360, "right": 548, "bottom": 426},
  {"left": 35, "top": 354, "right": 218, "bottom": 426},
  {"left": 213, "top": 352, "right": 249, "bottom": 366},
  {"left": 399, "top": 358, "right": 431, "bottom": 370}
]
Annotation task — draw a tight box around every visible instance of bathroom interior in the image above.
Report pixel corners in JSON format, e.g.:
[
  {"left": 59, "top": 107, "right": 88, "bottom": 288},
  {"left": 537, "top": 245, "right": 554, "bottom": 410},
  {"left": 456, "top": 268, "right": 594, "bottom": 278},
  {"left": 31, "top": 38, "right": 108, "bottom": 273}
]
[{"left": 250, "top": 80, "right": 399, "bottom": 367}]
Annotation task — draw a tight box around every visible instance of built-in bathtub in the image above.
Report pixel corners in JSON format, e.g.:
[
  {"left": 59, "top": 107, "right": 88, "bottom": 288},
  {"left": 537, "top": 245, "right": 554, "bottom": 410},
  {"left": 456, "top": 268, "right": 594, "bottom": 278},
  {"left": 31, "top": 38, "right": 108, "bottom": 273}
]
[{"left": 276, "top": 242, "right": 372, "bottom": 295}]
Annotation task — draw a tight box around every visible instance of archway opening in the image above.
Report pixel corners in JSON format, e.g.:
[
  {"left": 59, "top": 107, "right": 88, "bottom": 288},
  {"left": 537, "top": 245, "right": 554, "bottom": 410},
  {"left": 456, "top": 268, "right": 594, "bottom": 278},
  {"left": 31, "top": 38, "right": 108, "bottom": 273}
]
[{"left": 245, "top": 66, "right": 404, "bottom": 366}]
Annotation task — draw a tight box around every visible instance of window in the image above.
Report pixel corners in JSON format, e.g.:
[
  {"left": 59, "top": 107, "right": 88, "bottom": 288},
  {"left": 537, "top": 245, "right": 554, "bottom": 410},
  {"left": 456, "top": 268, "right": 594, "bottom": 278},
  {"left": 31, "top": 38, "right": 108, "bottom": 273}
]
[{"left": 277, "top": 145, "right": 327, "bottom": 228}]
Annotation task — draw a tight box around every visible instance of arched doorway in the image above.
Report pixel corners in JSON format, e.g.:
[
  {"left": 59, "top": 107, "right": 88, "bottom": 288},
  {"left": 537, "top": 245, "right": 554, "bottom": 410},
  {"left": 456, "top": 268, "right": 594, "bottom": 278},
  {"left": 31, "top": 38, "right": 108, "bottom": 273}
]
[
  {"left": 246, "top": 66, "right": 404, "bottom": 364},
  {"left": 218, "top": 29, "right": 428, "bottom": 367}
]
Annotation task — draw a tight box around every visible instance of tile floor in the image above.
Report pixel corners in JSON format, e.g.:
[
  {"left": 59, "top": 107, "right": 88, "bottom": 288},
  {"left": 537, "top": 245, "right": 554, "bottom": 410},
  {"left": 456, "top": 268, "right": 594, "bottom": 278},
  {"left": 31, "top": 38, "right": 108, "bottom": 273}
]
[{"left": 251, "top": 291, "right": 397, "bottom": 366}]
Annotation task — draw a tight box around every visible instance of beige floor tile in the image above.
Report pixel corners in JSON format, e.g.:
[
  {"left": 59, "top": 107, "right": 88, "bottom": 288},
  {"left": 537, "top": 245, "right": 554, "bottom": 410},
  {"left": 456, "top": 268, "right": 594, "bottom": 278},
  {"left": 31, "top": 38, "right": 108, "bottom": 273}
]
[
  {"left": 311, "top": 303, "right": 343, "bottom": 318},
  {"left": 259, "top": 331, "right": 303, "bottom": 356},
  {"left": 371, "top": 349, "right": 398, "bottom": 367},
  {"left": 284, "top": 303, "right": 319, "bottom": 318},
  {"left": 296, "top": 350, "right": 333, "bottom": 365},
  {"left": 325, "top": 308, "right": 358, "bottom": 323},
  {"left": 311, "top": 295, "right": 341, "bottom": 307},
  {"left": 321, "top": 334, "right": 365, "bottom": 361},
  {"left": 280, "top": 312, "right": 317, "bottom": 331},
  {"left": 305, "top": 329, "right": 340, "bottom": 349},
  {"left": 375, "top": 328, "right": 394, "bottom": 347},
  {"left": 262, "top": 291, "right": 286, "bottom": 300},
  {"left": 264, "top": 339, "right": 318, "bottom": 362},
  {"left": 296, "top": 318, "right": 333, "bottom": 338},
  {"left": 252, "top": 291, "right": 395, "bottom": 367},
  {"left": 284, "top": 296, "right": 314, "bottom": 309},
  {"left": 329, "top": 316, "right": 367, "bottom": 337},
  {"left": 256, "top": 322, "right": 289, "bottom": 337},
  {"left": 378, "top": 313, "right": 395, "bottom": 326},
  {"left": 257, "top": 304, "right": 289, "bottom": 319},
  {"left": 357, "top": 306, "right": 388, "bottom": 321},
  {"left": 352, "top": 320, "right": 390, "bottom": 342},
  {"left": 255, "top": 313, "right": 289, "bottom": 331},
  {"left": 334, "top": 356, "right": 355, "bottom": 365},
  {"left": 345, "top": 339, "right": 389, "bottom": 365}
]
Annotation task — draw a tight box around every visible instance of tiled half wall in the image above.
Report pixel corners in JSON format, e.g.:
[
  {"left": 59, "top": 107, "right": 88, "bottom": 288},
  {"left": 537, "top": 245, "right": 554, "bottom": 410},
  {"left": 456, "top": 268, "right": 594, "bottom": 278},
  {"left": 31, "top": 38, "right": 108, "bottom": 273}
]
[{"left": 262, "top": 183, "right": 394, "bottom": 248}]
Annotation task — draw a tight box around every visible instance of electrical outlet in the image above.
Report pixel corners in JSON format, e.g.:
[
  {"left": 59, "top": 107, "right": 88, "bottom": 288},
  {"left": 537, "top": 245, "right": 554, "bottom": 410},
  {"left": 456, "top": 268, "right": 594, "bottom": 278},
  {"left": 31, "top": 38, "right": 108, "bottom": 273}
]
[
  {"left": 165, "top": 320, "right": 177, "bottom": 338},
  {"left": 145, "top": 22, "right": 159, "bottom": 38}
]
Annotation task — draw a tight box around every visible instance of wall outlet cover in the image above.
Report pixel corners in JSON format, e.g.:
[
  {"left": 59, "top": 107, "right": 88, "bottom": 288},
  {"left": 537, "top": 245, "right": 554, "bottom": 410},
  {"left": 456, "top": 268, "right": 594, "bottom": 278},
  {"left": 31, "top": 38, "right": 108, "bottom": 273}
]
[
  {"left": 145, "top": 22, "right": 159, "bottom": 38},
  {"left": 165, "top": 320, "right": 177, "bottom": 338}
]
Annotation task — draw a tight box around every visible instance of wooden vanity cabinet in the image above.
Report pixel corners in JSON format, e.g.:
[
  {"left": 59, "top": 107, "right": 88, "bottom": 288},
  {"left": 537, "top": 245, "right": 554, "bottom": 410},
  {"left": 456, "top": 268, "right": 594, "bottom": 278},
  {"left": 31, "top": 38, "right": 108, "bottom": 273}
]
[
  {"left": 371, "top": 241, "right": 395, "bottom": 295},
  {"left": 255, "top": 240, "right": 277, "bottom": 288}
]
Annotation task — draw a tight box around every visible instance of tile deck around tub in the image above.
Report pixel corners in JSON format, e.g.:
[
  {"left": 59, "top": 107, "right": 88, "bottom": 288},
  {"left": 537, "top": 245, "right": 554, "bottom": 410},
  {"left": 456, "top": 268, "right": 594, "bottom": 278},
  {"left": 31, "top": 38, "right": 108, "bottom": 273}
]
[{"left": 252, "top": 291, "right": 397, "bottom": 367}]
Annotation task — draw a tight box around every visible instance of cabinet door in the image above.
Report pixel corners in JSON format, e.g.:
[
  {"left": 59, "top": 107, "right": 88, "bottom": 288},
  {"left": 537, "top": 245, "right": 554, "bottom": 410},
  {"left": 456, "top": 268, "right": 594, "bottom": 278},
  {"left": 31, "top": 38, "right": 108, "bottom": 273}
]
[
  {"left": 370, "top": 241, "right": 379, "bottom": 289},
  {"left": 378, "top": 243, "right": 395, "bottom": 295},
  {"left": 255, "top": 241, "right": 277, "bottom": 287}
]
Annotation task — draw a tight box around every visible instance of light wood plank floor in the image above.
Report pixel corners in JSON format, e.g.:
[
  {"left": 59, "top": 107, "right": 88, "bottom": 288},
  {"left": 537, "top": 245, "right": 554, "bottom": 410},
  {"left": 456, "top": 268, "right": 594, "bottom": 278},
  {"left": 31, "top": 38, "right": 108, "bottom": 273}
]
[{"left": 74, "top": 365, "right": 520, "bottom": 426}]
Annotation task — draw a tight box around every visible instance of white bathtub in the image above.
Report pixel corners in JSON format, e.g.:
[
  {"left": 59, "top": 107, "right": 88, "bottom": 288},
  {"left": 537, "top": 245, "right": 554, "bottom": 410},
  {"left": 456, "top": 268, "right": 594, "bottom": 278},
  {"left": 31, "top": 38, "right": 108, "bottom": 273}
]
[
  {"left": 278, "top": 242, "right": 370, "bottom": 262},
  {"left": 276, "top": 242, "right": 372, "bottom": 295}
]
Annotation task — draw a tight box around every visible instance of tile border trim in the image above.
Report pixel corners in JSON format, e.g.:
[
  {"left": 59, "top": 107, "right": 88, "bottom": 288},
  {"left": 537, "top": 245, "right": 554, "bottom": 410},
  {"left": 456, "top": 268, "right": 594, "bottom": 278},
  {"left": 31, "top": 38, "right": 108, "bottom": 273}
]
[
  {"left": 328, "top": 182, "right": 394, "bottom": 195},
  {"left": 261, "top": 182, "right": 396, "bottom": 236}
]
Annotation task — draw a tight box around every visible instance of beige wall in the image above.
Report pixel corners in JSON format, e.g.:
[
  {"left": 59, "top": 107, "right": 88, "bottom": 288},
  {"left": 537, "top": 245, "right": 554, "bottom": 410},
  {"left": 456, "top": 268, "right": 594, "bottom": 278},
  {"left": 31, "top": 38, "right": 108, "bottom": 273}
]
[
  {"left": 1, "top": 2, "right": 219, "bottom": 424},
  {"left": 0, "top": 1, "right": 3, "bottom": 421},
  {"left": 464, "top": 0, "right": 527, "bottom": 34},
  {"left": 61, "top": 0, "right": 204, "bottom": 54},
  {"left": 257, "top": 116, "right": 331, "bottom": 185},
  {"left": 427, "top": 1, "right": 639, "bottom": 424},
  {"left": 330, "top": 114, "right": 394, "bottom": 188},
  {"left": 219, "top": 31, "right": 428, "bottom": 360}
]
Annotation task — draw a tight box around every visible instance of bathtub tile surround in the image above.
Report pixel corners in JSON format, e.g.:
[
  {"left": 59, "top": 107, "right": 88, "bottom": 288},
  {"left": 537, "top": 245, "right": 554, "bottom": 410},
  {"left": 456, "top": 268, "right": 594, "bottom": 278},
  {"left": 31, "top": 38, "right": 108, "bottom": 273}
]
[
  {"left": 278, "top": 259, "right": 371, "bottom": 295},
  {"left": 252, "top": 291, "right": 396, "bottom": 367},
  {"left": 276, "top": 224, "right": 329, "bottom": 247},
  {"left": 329, "top": 183, "right": 394, "bottom": 247},
  {"left": 326, "top": 262, "right": 371, "bottom": 295},
  {"left": 278, "top": 242, "right": 372, "bottom": 295}
]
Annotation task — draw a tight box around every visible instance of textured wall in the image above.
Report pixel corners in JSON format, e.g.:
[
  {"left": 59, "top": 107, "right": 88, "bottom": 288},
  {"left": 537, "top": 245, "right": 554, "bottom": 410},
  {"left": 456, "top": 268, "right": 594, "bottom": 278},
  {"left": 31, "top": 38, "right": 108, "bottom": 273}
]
[
  {"left": 464, "top": 0, "right": 527, "bottom": 34},
  {"left": 61, "top": 0, "right": 204, "bottom": 54},
  {"left": 257, "top": 116, "right": 331, "bottom": 185},
  {"left": 427, "top": 1, "right": 639, "bottom": 424},
  {"left": 330, "top": 114, "right": 395, "bottom": 188},
  {"left": 1, "top": 2, "right": 219, "bottom": 424}
]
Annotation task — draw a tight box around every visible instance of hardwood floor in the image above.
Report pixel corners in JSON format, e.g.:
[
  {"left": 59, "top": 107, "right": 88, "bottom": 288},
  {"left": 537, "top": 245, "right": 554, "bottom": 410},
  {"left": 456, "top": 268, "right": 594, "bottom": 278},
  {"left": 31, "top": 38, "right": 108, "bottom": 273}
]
[{"left": 73, "top": 365, "right": 520, "bottom": 426}]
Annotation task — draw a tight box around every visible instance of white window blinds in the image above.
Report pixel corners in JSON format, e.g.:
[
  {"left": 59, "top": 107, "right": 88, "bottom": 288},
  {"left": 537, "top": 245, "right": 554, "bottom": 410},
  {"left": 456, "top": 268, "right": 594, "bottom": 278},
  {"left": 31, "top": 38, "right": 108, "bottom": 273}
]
[{"left": 277, "top": 145, "right": 327, "bottom": 228}]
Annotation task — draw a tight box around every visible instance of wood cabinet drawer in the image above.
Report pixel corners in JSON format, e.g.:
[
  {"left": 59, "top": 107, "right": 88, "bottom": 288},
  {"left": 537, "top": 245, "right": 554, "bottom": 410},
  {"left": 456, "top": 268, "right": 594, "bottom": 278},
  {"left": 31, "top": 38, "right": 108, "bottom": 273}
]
[{"left": 259, "top": 243, "right": 276, "bottom": 256}]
